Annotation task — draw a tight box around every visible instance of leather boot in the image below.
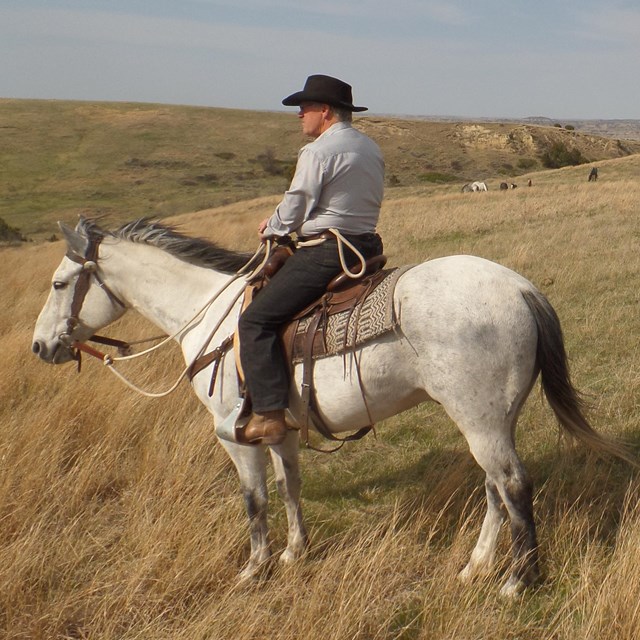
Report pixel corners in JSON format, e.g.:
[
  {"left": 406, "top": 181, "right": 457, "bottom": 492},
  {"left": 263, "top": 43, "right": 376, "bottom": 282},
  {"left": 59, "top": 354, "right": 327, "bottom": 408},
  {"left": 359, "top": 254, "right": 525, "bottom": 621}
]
[{"left": 240, "top": 409, "right": 288, "bottom": 445}]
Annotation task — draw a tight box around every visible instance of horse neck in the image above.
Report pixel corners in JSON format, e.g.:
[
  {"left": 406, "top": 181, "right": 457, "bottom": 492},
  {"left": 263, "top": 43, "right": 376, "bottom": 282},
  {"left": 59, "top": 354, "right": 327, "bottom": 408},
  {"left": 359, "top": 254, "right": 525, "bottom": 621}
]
[{"left": 100, "top": 240, "right": 241, "bottom": 336}]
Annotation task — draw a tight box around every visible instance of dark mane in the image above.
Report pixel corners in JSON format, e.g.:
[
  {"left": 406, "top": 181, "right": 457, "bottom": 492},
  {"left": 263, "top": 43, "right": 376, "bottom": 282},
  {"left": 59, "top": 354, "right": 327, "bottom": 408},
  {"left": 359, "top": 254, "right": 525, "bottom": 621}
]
[{"left": 77, "top": 217, "right": 253, "bottom": 274}]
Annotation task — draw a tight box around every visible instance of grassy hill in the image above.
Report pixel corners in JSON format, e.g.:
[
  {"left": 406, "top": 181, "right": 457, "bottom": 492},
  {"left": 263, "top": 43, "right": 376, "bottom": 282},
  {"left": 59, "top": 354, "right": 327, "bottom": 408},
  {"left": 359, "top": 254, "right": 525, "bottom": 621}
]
[
  {"left": 2, "top": 142, "right": 640, "bottom": 638},
  {"left": 2, "top": 98, "right": 639, "bottom": 241}
]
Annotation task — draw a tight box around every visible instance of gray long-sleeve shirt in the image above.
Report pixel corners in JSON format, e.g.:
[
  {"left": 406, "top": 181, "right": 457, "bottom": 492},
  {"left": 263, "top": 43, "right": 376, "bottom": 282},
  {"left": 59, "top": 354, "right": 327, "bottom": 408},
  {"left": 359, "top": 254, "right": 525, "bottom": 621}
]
[{"left": 264, "top": 121, "right": 384, "bottom": 238}]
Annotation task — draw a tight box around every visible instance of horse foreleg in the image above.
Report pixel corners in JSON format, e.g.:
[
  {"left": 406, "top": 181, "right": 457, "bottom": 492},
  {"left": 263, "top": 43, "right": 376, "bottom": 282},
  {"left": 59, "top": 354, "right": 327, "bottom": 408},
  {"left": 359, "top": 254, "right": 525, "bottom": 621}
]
[
  {"left": 269, "top": 432, "right": 309, "bottom": 566},
  {"left": 219, "top": 440, "right": 272, "bottom": 581},
  {"left": 459, "top": 479, "right": 506, "bottom": 583}
]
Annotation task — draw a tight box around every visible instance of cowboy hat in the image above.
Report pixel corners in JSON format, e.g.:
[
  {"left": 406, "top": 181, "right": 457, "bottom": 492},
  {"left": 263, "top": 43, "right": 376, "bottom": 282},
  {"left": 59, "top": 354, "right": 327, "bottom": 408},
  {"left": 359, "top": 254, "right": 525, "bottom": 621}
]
[{"left": 282, "top": 75, "right": 368, "bottom": 112}]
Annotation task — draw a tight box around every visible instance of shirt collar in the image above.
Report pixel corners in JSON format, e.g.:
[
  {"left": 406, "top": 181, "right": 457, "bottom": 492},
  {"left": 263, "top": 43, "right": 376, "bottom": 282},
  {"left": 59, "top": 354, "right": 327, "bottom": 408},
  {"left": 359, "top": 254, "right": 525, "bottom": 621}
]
[{"left": 316, "top": 120, "right": 352, "bottom": 141}]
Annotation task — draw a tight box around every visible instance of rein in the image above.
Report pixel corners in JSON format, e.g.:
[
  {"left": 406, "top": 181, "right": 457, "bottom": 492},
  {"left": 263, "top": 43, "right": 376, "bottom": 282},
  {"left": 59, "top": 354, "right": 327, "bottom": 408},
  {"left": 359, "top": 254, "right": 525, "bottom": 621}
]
[
  {"left": 65, "top": 232, "right": 375, "bottom": 447},
  {"left": 65, "top": 238, "right": 267, "bottom": 397}
]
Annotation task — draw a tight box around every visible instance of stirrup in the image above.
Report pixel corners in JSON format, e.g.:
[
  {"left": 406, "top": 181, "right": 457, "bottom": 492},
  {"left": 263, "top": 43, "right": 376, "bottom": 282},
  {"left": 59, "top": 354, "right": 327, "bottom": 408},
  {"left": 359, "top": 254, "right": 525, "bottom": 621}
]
[{"left": 216, "top": 396, "right": 251, "bottom": 443}]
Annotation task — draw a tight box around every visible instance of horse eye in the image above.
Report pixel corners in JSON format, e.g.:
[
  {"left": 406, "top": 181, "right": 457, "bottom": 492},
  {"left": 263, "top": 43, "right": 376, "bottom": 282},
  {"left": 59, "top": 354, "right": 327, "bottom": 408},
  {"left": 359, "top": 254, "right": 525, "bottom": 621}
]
[{"left": 53, "top": 281, "right": 67, "bottom": 291}]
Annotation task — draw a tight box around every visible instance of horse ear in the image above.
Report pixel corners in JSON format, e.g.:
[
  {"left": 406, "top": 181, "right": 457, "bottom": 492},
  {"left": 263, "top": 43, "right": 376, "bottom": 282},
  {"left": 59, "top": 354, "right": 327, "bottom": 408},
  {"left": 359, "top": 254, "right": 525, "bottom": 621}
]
[{"left": 58, "top": 221, "right": 89, "bottom": 256}]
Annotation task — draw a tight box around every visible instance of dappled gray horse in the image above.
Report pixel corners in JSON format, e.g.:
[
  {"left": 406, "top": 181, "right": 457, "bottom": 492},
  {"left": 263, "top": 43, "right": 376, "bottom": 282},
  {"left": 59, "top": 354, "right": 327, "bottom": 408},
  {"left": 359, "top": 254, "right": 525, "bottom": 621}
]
[{"left": 32, "top": 217, "right": 633, "bottom": 597}]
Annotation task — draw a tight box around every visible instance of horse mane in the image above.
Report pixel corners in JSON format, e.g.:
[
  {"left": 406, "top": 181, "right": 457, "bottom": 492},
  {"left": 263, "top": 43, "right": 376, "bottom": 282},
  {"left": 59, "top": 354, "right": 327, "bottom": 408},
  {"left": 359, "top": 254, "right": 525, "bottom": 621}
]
[{"left": 76, "top": 216, "right": 253, "bottom": 274}]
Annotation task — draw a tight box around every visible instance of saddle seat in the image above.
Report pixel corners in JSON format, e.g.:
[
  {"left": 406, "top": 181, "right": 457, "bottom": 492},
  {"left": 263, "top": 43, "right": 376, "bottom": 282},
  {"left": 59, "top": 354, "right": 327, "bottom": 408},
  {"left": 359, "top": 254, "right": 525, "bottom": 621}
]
[
  {"left": 327, "top": 254, "right": 388, "bottom": 292},
  {"left": 290, "top": 254, "right": 388, "bottom": 322},
  {"left": 188, "top": 254, "right": 391, "bottom": 385}
]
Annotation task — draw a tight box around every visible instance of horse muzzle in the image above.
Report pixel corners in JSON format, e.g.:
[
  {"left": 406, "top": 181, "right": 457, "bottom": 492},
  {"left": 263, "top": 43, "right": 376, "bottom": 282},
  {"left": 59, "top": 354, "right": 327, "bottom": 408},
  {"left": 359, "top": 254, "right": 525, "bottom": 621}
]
[{"left": 31, "top": 337, "right": 77, "bottom": 364}]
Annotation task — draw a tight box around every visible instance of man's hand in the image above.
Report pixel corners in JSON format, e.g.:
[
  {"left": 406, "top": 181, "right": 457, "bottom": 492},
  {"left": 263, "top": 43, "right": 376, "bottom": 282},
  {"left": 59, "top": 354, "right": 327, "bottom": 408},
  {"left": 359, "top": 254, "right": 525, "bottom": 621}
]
[{"left": 258, "top": 217, "right": 271, "bottom": 240}]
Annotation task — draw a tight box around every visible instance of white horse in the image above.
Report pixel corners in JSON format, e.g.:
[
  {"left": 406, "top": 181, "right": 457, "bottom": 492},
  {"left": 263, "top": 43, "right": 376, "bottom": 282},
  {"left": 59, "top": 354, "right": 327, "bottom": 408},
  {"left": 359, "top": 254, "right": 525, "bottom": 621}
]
[
  {"left": 471, "top": 181, "right": 488, "bottom": 192},
  {"left": 32, "top": 217, "right": 631, "bottom": 597}
]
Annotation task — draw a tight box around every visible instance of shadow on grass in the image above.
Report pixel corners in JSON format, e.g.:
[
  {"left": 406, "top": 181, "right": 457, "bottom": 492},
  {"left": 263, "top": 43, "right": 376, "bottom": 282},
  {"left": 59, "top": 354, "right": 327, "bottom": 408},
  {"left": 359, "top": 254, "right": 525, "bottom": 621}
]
[{"left": 297, "top": 426, "right": 640, "bottom": 560}]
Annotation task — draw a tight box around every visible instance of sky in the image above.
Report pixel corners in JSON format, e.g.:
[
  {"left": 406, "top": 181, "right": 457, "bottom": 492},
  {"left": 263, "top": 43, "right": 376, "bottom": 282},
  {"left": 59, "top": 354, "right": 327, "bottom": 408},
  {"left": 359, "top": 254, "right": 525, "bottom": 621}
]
[{"left": 1, "top": 0, "right": 639, "bottom": 120}]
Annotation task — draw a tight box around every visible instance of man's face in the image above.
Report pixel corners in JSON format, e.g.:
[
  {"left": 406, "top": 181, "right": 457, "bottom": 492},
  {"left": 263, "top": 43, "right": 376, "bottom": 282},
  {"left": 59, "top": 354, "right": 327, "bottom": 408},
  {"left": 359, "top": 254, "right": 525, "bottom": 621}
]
[{"left": 298, "top": 102, "right": 328, "bottom": 138}]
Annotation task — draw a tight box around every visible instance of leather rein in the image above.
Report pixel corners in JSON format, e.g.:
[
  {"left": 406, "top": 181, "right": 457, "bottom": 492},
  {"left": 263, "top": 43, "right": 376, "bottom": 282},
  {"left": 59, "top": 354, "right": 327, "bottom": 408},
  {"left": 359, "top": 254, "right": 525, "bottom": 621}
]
[
  {"left": 60, "top": 235, "right": 252, "bottom": 394},
  {"left": 60, "top": 235, "right": 378, "bottom": 452}
]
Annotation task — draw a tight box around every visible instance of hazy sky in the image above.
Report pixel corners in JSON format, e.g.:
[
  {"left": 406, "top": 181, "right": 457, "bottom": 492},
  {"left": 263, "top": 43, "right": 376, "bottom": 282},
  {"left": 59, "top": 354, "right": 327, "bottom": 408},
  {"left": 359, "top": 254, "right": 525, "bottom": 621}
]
[{"left": 1, "top": 0, "right": 638, "bottom": 120}]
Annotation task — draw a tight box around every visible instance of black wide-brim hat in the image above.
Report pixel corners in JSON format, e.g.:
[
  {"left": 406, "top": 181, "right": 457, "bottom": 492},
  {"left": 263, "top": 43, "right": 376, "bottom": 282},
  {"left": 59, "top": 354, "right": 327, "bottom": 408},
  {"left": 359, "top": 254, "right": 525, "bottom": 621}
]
[{"left": 282, "top": 74, "right": 368, "bottom": 112}]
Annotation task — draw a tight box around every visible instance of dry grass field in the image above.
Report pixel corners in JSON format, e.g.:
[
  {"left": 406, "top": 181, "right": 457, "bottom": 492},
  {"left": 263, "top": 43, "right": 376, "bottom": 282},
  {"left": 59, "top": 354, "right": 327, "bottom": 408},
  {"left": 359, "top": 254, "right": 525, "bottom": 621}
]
[{"left": 1, "top": 114, "right": 640, "bottom": 638}]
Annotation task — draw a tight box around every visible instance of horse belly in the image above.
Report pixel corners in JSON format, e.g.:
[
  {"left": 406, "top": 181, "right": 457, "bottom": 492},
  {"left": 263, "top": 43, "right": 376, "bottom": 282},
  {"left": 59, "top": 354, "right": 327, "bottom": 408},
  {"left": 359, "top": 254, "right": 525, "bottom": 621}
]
[{"left": 290, "top": 333, "right": 429, "bottom": 432}]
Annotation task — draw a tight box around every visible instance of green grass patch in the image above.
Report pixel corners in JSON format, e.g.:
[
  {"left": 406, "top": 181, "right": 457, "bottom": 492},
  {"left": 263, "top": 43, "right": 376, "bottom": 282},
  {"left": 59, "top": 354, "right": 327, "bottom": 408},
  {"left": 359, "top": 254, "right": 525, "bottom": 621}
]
[{"left": 417, "top": 172, "right": 459, "bottom": 184}]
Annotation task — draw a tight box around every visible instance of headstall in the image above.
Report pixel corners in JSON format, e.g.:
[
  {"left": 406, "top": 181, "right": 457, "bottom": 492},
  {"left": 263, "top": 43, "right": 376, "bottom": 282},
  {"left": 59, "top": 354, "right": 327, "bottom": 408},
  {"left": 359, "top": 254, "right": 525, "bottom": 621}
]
[{"left": 61, "top": 236, "right": 129, "bottom": 367}]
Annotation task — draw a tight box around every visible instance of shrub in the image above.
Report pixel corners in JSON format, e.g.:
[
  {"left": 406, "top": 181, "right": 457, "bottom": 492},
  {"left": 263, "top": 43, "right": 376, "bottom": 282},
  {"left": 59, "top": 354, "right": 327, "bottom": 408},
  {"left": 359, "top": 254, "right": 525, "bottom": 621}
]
[
  {"left": 540, "top": 142, "right": 588, "bottom": 169},
  {"left": 0, "top": 217, "right": 26, "bottom": 243},
  {"left": 254, "top": 148, "right": 285, "bottom": 176},
  {"left": 517, "top": 158, "right": 537, "bottom": 170},
  {"left": 617, "top": 139, "right": 632, "bottom": 154}
]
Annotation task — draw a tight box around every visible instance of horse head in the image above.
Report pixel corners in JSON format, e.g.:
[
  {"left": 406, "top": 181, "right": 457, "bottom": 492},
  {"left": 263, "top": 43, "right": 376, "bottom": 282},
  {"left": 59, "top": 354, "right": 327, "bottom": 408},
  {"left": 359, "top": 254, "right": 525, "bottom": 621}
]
[{"left": 32, "top": 218, "right": 128, "bottom": 364}]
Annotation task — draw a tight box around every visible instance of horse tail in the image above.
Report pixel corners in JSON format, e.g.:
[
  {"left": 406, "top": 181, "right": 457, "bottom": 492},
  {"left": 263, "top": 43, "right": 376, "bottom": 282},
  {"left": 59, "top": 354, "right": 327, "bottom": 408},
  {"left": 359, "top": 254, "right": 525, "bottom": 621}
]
[{"left": 521, "top": 288, "right": 637, "bottom": 466}]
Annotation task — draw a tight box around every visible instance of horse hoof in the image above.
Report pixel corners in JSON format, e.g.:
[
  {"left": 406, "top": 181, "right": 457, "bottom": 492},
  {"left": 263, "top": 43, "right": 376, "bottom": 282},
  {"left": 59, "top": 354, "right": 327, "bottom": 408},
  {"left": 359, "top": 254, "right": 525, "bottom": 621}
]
[
  {"left": 279, "top": 546, "right": 308, "bottom": 567},
  {"left": 458, "top": 562, "right": 491, "bottom": 585},
  {"left": 238, "top": 559, "right": 270, "bottom": 583},
  {"left": 238, "top": 568, "right": 259, "bottom": 583},
  {"left": 499, "top": 576, "right": 527, "bottom": 598},
  {"left": 458, "top": 565, "right": 473, "bottom": 585}
]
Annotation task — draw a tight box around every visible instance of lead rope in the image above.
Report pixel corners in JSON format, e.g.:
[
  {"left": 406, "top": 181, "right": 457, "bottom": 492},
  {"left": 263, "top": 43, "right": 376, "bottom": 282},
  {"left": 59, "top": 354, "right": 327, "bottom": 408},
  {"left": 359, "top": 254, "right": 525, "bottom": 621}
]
[
  {"left": 86, "top": 241, "right": 271, "bottom": 398},
  {"left": 296, "top": 228, "right": 367, "bottom": 278},
  {"left": 331, "top": 229, "right": 367, "bottom": 278}
]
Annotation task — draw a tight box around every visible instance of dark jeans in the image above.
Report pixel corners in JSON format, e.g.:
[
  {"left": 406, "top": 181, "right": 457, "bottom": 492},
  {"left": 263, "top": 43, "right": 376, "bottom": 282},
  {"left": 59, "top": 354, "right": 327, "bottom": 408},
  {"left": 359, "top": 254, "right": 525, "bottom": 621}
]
[{"left": 238, "top": 233, "right": 383, "bottom": 412}]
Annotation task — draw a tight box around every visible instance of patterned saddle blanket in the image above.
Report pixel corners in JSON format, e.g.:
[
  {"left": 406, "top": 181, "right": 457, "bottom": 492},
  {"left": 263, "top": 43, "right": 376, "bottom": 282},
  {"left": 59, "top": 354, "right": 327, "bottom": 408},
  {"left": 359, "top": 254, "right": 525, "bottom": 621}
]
[{"left": 281, "top": 265, "right": 411, "bottom": 365}]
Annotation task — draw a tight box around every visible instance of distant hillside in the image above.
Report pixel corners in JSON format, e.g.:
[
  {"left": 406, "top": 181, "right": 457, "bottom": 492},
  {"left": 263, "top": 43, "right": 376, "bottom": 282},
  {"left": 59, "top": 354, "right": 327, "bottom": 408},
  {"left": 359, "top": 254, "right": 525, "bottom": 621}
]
[
  {"left": 408, "top": 114, "right": 640, "bottom": 141},
  {"left": 2, "top": 99, "right": 639, "bottom": 240},
  {"left": 521, "top": 117, "right": 640, "bottom": 141},
  {"left": 357, "top": 118, "right": 639, "bottom": 187}
]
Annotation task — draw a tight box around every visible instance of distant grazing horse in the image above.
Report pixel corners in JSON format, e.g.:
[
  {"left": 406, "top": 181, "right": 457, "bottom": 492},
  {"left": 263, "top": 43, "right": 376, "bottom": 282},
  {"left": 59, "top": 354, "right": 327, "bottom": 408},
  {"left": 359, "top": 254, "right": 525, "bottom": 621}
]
[
  {"left": 500, "top": 182, "right": 509, "bottom": 190},
  {"left": 471, "top": 181, "right": 488, "bottom": 192},
  {"left": 32, "top": 217, "right": 634, "bottom": 597},
  {"left": 588, "top": 167, "right": 598, "bottom": 182}
]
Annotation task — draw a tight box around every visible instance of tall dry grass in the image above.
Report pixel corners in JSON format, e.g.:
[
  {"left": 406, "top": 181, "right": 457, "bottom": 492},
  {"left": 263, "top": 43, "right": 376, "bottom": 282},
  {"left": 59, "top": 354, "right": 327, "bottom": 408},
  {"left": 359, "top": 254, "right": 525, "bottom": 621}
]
[{"left": 1, "top": 157, "right": 639, "bottom": 639}]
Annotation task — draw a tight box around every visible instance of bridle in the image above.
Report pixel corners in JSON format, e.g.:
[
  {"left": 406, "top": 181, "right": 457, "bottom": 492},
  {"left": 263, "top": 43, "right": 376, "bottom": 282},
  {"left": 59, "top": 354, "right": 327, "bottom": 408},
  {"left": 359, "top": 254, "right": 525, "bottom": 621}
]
[
  {"left": 60, "top": 235, "right": 129, "bottom": 365},
  {"left": 56, "top": 233, "right": 264, "bottom": 395}
]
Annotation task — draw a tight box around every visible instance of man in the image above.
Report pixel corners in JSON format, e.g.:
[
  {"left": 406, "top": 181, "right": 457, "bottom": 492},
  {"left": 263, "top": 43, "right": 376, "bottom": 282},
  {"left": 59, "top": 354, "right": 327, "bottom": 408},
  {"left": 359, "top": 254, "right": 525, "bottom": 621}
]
[{"left": 237, "top": 74, "right": 385, "bottom": 446}]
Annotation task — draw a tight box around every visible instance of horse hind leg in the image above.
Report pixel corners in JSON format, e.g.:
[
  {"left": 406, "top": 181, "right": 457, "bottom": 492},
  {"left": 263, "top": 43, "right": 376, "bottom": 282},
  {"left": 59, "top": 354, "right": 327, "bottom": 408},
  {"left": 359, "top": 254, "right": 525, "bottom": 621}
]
[
  {"left": 462, "top": 434, "right": 539, "bottom": 597},
  {"left": 497, "top": 459, "right": 539, "bottom": 597},
  {"left": 459, "top": 479, "right": 506, "bottom": 583}
]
